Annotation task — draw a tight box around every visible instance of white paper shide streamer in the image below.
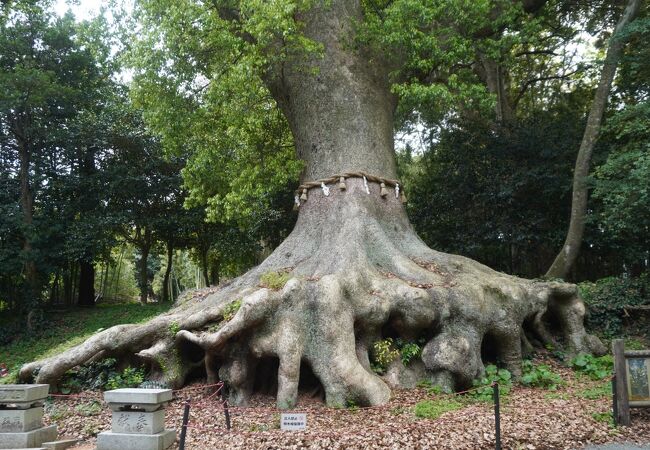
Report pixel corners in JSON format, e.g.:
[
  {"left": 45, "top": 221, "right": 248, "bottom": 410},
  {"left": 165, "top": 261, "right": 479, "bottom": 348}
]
[
  {"left": 321, "top": 182, "right": 330, "bottom": 197},
  {"left": 363, "top": 176, "right": 370, "bottom": 194},
  {"left": 395, "top": 183, "right": 400, "bottom": 199}
]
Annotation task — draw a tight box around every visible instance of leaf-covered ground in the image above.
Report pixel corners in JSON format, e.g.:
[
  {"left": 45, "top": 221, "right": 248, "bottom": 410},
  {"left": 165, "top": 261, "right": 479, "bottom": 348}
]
[{"left": 45, "top": 356, "right": 650, "bottom": 450}]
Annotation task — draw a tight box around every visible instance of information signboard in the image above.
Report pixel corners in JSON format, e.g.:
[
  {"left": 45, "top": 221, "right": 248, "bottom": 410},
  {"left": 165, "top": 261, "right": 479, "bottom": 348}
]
[
  {"left": 626, "top": 356, "right": 650, "bottom": 404},
  {"left": 280, "top": 413, "right": 307, "bottom": 431}
]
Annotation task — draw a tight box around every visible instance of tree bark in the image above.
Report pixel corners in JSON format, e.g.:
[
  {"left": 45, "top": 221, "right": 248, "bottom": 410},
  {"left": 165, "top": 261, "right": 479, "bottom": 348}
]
[
  {"left": 77, "top": 260, "right": 95, "bottom": 307},
  {"left": 266, "top": 1, "right": 396, "bottom": 182},
  {"left": 546, "top": 0, "right": 642, "bottom": 279}
]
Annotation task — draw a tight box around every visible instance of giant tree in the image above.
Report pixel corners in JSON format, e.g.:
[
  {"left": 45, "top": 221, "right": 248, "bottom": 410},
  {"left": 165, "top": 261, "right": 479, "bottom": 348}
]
[{"left": 22, "top": 0, "right": 604, "bottom": 408}]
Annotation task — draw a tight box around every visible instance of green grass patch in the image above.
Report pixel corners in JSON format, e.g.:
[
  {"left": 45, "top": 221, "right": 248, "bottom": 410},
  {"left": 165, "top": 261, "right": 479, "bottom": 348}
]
[
  {"left": 0, "top": 302, "right": 171, "bottom": 383},
  {"left": 579, "top": 382, "right": 611, "bottom": 400},
  {"left": 259, "top": 271, "right": 291, "bottom": 290},
  {"left": 591, "top": 411, "right": 614, "bottom": 427},
  {"left": 414, "top": 398, "right": 464, "bottom": 419}
]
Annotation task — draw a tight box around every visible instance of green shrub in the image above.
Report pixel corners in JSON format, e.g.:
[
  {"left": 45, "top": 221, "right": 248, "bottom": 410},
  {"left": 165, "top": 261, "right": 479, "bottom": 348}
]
[
  {"left": 106, "top": 366, "right": 145, "bottom": 390},
  {"left": 371, "top": 338, "right": 400, "bottom": 374},
  {"left": 579, "top": 274, "right": 649, "bottom": 337},
  {"left": 168, "top": 321, "right": 180, "bottom": 335},
  {"left": 571, "top": 354, "right": 613, "bottom": 380},
  {"left": 345, "top": 399, "right": 359, "bottom": 411},
  {"left": 259, "top": 271, "right": 291, "bottom": 290},
  {"left": 75, "top": 400, "right": 103, "bottom": 416},
  {"left": 414, "top": 398, "right": 464, "bottom": 419},
  {"left": 469, "top": 364, "right": 512, "bottom": 401},
  {"left": 400, "top": 342, "right": 422, "bottom": 365},
  {"left": 60, "top": 358, "right": 119, "bottom": 393},
  {"left": 520, "top": 360, "right": 563, "bottom": 389}
]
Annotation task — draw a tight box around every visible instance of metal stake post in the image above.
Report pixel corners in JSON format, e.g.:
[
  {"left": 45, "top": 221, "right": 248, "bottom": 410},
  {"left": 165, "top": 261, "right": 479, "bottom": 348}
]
[
  {"left": 223, "top": 399, "right": 231, "bottom": 430},
  {"left": 493, "top": 382, "right": 501, "bottom": 450},
  {"left": 179, "top": 399, "right": 191, "bottom": 450},
  {"left": 611, "top": 375, "right": 618, "bottom": 427}
]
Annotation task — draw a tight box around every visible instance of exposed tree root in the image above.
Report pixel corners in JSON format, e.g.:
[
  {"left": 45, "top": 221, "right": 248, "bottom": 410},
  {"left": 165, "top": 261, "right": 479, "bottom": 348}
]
[{"left": 20, "top": 180, "right": 605, "bottom": 408}]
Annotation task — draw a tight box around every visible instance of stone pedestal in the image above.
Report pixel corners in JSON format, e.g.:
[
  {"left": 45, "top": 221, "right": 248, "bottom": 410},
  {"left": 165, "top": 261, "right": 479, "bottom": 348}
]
[
  {"left": 0, "top": 384, "right": 57, "bottom": 449},
  {"left": 97, "top": 389, "right": 175, "bottom": 450}
]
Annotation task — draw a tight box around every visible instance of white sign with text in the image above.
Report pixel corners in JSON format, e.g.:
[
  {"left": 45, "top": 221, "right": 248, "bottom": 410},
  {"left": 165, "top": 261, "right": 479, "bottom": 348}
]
[{"left": 280, "top": 413, "right": 307, "bottom": 431}]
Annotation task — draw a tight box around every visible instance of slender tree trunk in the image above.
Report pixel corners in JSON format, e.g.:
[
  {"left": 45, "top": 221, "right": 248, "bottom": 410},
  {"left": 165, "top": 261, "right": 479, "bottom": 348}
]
[
  {"left": 112, "top": 246, "right": 125, "bottom": 301},
  {"left": 477, "top": 55, "right": 516, "bottom": 128},
  {"left": 139, "top": 244, "right": 150, "bottom": 304},
  {"left": 49, "top": 271, "right": 59, "bottom": 305},
  {"left": 546, "top": 0, "right": 642, "bottom": 279},
  {"left": 200, "top": 247, "right": 210, "bottom": 287},
  {"left": 17, "top": 137, "right": 40, "bottom": 306},
  {"left": 101, "top": 262, "right": 110, "bottom": 301},
  {"left": 162, "top": 241, "right": 174, "bottom": 302},
  {"left": 77, "top": 260, "right": 95, "bottom": 307},
  {"left": 210, "top": 258, "right": 220, "bottom": 286},
  {"left": 77, "top": 146, "right": 98, "bottom": 306},
  {"left": 70, "top": 263, "right": 78, "bottom": 306}
]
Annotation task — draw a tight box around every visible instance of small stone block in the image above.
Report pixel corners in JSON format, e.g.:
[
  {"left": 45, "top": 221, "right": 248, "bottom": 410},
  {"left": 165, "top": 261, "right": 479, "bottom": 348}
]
[
  {"left": 42, "top": 438, "right": 79, "bottom": 450},
  {"left": 0, "top": 407, "right": 44, "bottom": 432},
  {"left": 96, "top": 429, "right": 176, "bottom": 450},
  {"left": 111, "top": 409, "right": 164, "bottom": 435},
  {"left": 0, "top": 424, "right": 57, "bottom": 449},
  {"left": 104, "top": 389, "right": 172, "bottom": 406},
  {"left": 0, "top": 385, "right": 49, "bottom": 404}
]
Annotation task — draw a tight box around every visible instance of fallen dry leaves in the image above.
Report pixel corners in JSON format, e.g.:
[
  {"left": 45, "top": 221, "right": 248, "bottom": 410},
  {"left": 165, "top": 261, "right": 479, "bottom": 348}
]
[{"left": 51, "top": 356, "right": 649, "bottom": 450}]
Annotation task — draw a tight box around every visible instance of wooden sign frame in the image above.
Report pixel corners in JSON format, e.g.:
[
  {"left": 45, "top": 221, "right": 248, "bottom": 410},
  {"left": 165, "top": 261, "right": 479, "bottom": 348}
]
[{"left": 612, "top": 339, "right": 650, "bottom": 426}]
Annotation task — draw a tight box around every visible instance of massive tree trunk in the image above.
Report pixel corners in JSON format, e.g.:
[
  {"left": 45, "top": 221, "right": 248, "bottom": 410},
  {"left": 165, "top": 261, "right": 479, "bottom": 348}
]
[
  {"left": 21, "top": 0, "right": 604, "bottom": 408},
  {"left": 546, "top": 0, "right": 642, "bottom": 279}
]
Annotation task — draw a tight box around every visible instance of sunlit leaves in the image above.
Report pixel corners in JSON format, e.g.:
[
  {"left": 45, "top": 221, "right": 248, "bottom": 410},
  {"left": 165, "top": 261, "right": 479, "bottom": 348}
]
[{"left": 129, "top": 0, "right": 313, "bottom": 225}]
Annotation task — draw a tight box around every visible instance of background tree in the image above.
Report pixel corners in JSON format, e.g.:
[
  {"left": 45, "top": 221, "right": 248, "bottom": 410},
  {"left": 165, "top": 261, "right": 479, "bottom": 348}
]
[
  {"left": 546, "top": 0, "right": 643, "bottom": 279},
  {"left": 0, "top": 2, "right": 115, "bottom": 312}
]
